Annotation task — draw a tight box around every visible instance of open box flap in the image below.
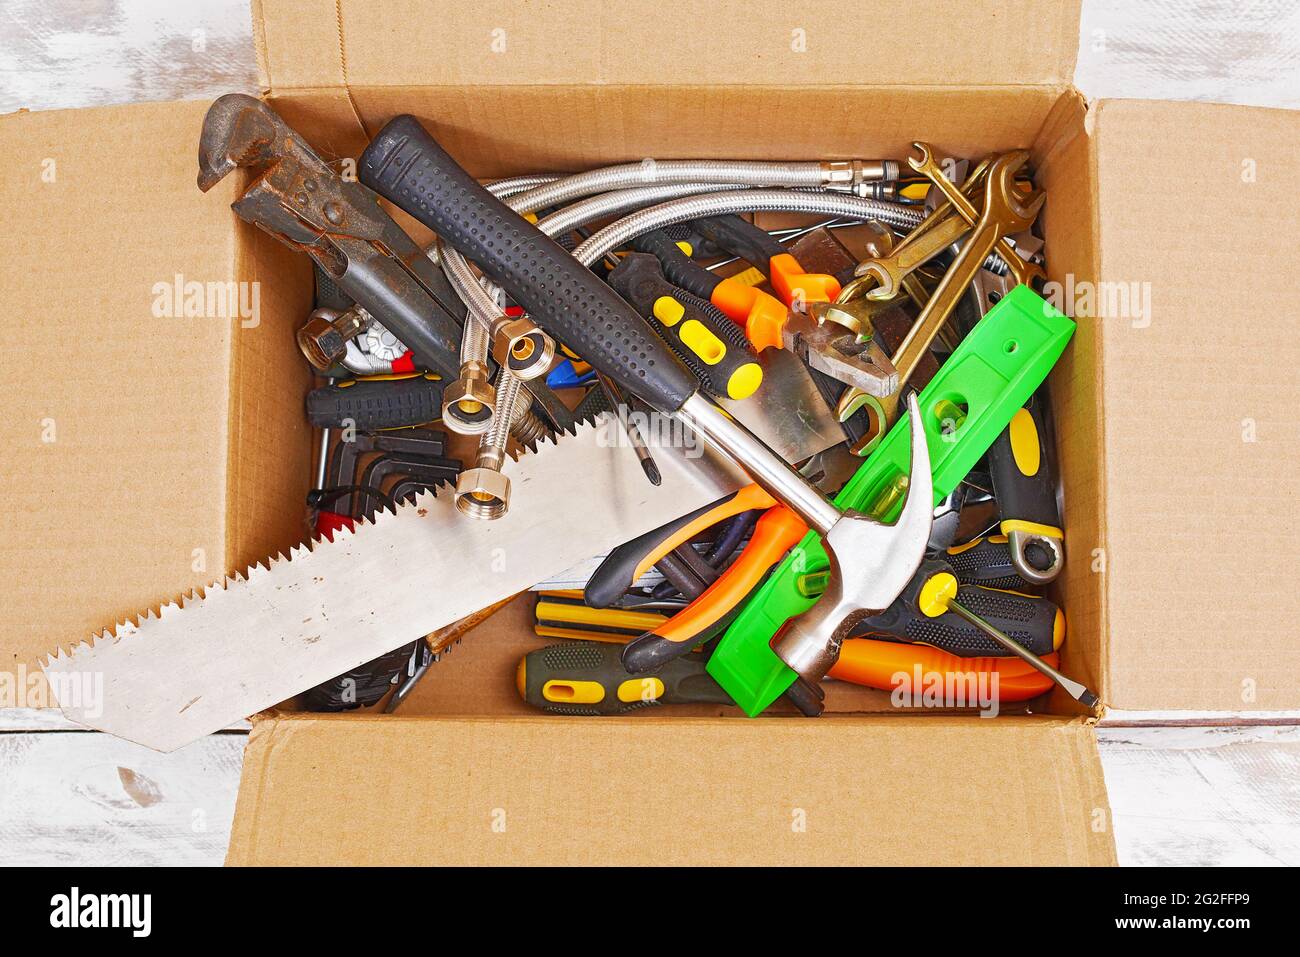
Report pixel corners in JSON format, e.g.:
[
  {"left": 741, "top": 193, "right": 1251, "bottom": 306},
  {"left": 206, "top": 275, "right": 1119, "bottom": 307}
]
[
  {"left": 228, "top": 711, "right": 1114, "bottom": 865},
  {"left": 0, "top": 99, "right": 312, "bottom": 689},
  {"left": 252, "top": 0, "right": 1082, "bottom": 94},
  {"left": 1092, "top": 99, "right": 1300, "bottom": 711}
]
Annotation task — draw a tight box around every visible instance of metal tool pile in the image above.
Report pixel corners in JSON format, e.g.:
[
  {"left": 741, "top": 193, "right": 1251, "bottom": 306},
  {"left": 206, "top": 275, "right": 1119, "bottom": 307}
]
[{"left": 44, "top": 94, "right": 1096, "bottom": 750}]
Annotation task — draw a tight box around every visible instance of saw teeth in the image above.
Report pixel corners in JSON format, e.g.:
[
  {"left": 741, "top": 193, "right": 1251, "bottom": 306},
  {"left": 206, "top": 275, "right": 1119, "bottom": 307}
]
[{"left": 49, "top": 412, "right": 626, "bottom": 710}]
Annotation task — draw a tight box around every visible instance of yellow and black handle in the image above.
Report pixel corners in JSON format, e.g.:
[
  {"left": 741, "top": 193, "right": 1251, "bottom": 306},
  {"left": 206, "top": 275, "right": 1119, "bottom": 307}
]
[
  {"left": 633, "top": 228, "right": 790, "bottom": 353},
  {"left": 517, "top": 641, "right": 732, "bottom": 715},
  {"left": 607, "top": 253, "right": 763, "bottom": 401},
  {"left": 533, "top": 591, "right": 674, "bottom": 643},
  {"left": 987, "top": 387, "right": 1065, "bottom": 584},
  {"left": 943, "top": 535, "right": 1035, "bottom": 591},
  {"left": 834, "top": 558, "right": 1064, "bottom": 658}
]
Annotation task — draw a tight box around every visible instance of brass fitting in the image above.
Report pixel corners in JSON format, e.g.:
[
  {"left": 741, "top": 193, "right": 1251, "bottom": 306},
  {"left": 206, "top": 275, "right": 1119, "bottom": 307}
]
[
  {"left": 455, "top": 370, "right": 525, "bottom": 520},
  {"left": 297, "top": 305, "right": 372, "bottom": 371},
  {"left": 491, "top": 318, "right": 556, "bottom": 381},
  {"left": 442, "top": 360, "right": 497, "bottom": 435}
]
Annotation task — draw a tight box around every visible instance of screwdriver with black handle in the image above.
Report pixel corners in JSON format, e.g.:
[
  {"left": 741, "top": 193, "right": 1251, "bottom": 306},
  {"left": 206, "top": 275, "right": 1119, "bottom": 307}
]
[
  {"left": 812, "top": 557, "right": 1098, "bottom": 708},
  {"left": 800, "top": 558, "right": 1063, "bottom": 658},
  {"left": 987, "top": 387, "right": 1065, "bottom": 585},
  {"left": 941, "top": 534, "right": 1036, "bottom": 591}
]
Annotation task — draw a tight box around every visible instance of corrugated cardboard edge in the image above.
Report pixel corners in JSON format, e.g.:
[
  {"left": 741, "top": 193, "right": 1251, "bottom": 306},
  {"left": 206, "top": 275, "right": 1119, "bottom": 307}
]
[
  {"left": 228, "top": 712, "right": 1116, "bottom": 865},
  {"left": 252, "top": 0, "right": 1081, "bottom": 94},
  {"left": 1028, "top": 88, "right": 1110, "bottom": 713}
]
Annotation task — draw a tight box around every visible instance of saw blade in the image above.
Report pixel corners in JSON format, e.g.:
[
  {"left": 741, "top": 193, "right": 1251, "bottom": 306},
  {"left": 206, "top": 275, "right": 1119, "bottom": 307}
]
[{"left": 43, "top": 414, "right": 749, "bottom": 751}]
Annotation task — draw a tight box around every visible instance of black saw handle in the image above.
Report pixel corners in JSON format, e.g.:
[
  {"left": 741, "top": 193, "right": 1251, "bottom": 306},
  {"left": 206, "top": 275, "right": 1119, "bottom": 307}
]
[{"left": 359, "top": 116, "right": 699, "bottom": 414}]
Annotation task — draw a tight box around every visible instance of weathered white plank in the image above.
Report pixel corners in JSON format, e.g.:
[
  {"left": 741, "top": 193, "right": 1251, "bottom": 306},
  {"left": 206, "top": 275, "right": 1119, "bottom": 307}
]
[
  {"left": 0, "top": 727, "right": 245, "bottom": 866},
  {"left": 1097, "top": 725, "right": 1300, "bottom": 866}
]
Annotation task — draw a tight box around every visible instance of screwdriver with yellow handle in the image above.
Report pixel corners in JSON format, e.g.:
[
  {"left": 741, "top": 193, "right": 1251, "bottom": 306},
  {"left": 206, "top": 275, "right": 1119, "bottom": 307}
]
[
  {"left": 803, "top": 557, "right": 1098, "bottom": 708},
  {"left": 633, "top": 229, "right": 792, "bottom": 353},
  {"left": 517, "top": 641, "right": 733, "bottom": 715},
  {"left": 607, "top": 252, "right": 764, "bottom": 401}
]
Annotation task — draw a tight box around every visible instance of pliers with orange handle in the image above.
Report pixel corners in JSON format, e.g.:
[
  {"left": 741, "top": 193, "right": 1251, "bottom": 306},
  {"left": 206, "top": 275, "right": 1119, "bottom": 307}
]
[
  {"left": 633, "top": 226, "right": 897, "bottom": 396},
  {"left": 587, "top": 447, "right": 860, "bottom": 674}
]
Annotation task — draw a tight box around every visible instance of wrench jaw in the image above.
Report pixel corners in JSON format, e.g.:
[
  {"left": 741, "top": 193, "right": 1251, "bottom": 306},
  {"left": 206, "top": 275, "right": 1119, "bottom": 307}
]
[
  {"left": 197, "top": 93, "right": 292, "bottom": 192},
  {"left": 771, "top": 395, "right": 934, "bottom": 688},
  {"left": 784, "top": 310, "right": 899, "bottom": 397}
]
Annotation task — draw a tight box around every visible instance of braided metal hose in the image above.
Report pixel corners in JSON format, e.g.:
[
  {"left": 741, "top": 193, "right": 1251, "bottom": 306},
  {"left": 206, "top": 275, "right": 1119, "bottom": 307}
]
[
  {"left": 572, "top": 189, "right": 924, "bottom": 267},
  {"left": 509, "top": 159, "right": 898, "bottom": 214}
]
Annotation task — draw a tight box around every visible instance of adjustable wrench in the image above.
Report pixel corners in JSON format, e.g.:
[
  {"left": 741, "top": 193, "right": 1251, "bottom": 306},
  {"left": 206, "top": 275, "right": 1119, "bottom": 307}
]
[{"left": 360, "top": 115, "right": 934, "bottom": 688}]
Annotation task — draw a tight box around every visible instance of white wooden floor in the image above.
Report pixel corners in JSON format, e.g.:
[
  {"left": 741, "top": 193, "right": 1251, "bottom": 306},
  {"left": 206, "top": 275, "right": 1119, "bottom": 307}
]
[{"left": 2, "top": 0, "right": 1298, "bottom": 866}]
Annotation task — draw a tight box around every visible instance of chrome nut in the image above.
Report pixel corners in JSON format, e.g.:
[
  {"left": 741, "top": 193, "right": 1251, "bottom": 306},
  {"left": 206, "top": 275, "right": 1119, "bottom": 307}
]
[
  {"left": 454, "top": 466, "right": 511, "bottom": 521},
  {"left": 442, "top": 368, "right": 496, "bottom": 435},
  {"left": 490, "top": 318, "right": 556, "bottom": 380}
]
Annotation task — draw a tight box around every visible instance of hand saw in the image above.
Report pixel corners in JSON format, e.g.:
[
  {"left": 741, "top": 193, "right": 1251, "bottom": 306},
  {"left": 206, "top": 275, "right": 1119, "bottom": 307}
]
[{"left": 44, "top": 415, "right": 759, "bottom": 750}]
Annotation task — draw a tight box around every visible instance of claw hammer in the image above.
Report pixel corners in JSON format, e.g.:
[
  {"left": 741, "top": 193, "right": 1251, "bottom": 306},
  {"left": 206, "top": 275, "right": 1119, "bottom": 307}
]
[{"left": 359, "top": 116, "right": 935, "bottom": 687}]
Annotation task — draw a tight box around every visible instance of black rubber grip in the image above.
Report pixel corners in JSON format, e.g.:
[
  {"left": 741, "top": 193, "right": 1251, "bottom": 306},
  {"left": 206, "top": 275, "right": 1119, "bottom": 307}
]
[
  {"left": 608, "top": 253, "right": 760, "bottom": 400},
  {"left": 943, "top": 536, "right": 1034, "bottom": 591},
  {"left": 693, "top": 215, "right": 785, "bottom": 269},
  {"left": 988, "top": 387, "right": 1062, "bottom": 530},
  {"left": 302, "top": 641, "right": 419, "bottom": 712},
  {"left": 359, "top": 116, "right": 698, "bottom": 414},
  {"left": 633, "top": 229, "right": 722, "bottom": 302},
  {"left": 306, "top": 374, "right": 444, "bottom": 430},
  {"left": 852, "top": 559, "right": 1059, "bottom": 657}
]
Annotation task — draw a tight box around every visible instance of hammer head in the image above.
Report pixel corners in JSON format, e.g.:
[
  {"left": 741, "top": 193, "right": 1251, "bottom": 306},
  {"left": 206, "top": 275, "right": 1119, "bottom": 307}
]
[
  {"left": 771, "top": 393, "right": 933, "bottom": 685},
  {"left": 197, "top": 92, "right": 296, "bottom": 192}
]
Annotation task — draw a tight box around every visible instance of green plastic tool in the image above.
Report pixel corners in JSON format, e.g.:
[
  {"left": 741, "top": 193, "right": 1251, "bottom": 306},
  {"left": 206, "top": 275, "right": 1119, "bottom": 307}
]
[{"left": 706, "top": 285, "right": 1075, "bottom": 716}]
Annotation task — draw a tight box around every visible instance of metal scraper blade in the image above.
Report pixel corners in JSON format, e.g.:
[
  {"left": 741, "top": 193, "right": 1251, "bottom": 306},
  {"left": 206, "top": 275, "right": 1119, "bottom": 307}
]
[{"left": 43, "top": 414, "right": 747, "bottom": 751}]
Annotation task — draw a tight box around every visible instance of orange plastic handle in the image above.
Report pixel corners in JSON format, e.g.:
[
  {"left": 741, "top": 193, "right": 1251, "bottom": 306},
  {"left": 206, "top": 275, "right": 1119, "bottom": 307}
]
[
  {"left": 767, "top": 253, "right": 841, "bottom": 307},
  {"left": 829, "top": 639, "right": 1057, "bottom": 702},
  {"left": 652, "top": 504, "right": 808, "bottom": 646},
  {"left": 710, "top": 277, "right": 788, "bottom": 352}
]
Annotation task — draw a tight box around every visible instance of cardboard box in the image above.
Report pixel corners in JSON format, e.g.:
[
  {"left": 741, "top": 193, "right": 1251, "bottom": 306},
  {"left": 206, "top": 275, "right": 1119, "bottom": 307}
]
[{"left": 1, "top": 0, "right": 1296, "bottom": 864}]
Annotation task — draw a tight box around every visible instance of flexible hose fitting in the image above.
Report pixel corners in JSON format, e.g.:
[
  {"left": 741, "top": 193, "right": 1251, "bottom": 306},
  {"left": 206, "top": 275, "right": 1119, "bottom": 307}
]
[
  {"left": 572, "top": 190, "right": 925, "bottom": 268},
  {"left": 455, "top": 369, "right": 526, "bottom": 520}
]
